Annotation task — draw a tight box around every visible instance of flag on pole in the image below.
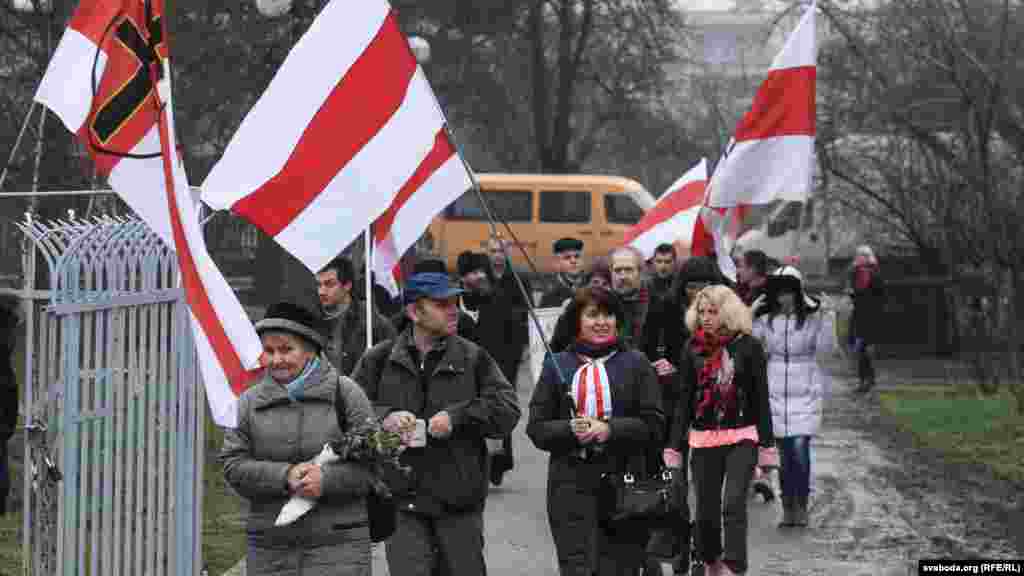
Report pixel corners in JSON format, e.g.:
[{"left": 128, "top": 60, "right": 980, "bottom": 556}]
[
  {"left": 706, "top": 2, "right": 816, "bottom": 209},
  {"left": 624, "top": 159, "right": 708, "bottom": 259},
  {"left": 35, "top": 0, "right": 264, "bottom": 427},
  {"left": 371, "top": 129, "right": 472, "bottom": 299},
  {"left": 201, "top": 0, "right": 472, "bottom": 278}
]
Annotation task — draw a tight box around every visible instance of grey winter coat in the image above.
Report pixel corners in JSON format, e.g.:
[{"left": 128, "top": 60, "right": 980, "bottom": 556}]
[
  {"left": 220, "top": 359, "right": 379, "bottom": 576},
  {"left": 752, "top": 310, "right": 835, "bottom": 437}
]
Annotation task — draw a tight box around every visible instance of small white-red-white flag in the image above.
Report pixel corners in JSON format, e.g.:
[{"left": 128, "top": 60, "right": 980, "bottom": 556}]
[
  {"left": 706, "top": 1, "right": 816, "bottom": 209},
  {"left": 35, "top": 0, "right": 264, "bottom": 428},
  {"left": 624, "top": 159, "right": 708, "bottom": 259},
  {"left": 201, "top": 0, "right": 472, "bottom": 277}
]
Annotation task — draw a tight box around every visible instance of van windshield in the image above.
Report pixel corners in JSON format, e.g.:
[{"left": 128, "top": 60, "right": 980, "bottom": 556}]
[{"left": 446, "top": 190, "right": 533, "bottom": 222}]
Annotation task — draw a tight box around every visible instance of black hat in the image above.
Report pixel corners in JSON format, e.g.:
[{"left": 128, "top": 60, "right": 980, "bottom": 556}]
[
  {"left": 412, "top": 258, "right": 448, "bottom": 275},
  {"left": 678, "top": 255, "right": 723, "bottom": 285},
  {"left": 255, "top": 302, "right": 326, "bottom": 351},
  {"left": 402, "top": 272, "right": 464, "bottom": 305},
  {"left": 456, "top": 251, "right": 491, "bottom": 277},
  {"left": 553, "top": 237, "right": 584, "bottom": 254}
]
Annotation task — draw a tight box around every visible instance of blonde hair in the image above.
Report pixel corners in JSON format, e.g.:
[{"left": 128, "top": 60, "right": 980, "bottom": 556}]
[{"left": 685, "top": 285, "right": 753, "bottom": 336}]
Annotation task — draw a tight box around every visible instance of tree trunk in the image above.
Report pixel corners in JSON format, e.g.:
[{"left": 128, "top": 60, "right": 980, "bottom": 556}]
[{"left": 529, "top": 0, "right": 550, "bottom": 172}]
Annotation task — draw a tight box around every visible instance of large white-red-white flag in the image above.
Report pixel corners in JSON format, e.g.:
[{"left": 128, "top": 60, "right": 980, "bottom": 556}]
[
  {"left": 35, "top": 0, "right": 264, "bottom": 427},
  {"left": 624, "top": 159, "right": 708, "bottom": 259},
  {"left": 706, "top": 2, "right": 816, "bottom": 209},
  {"left": 201, "top": 0, "right": 472, "bottom": 279}
]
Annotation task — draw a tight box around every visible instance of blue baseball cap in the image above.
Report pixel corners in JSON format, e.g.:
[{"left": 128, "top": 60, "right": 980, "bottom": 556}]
[{"left": 402, "top": 272, "right": 464, "bottom": 305}]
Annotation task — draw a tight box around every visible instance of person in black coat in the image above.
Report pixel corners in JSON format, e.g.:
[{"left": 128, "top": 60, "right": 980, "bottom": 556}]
[
  {"left": 527, "top": 287, "right": 664, "bottom": 576},
  {"left": 0, "top": 301, "right": 19, "bottom": 516},
  {"left": 665, "top": 285, "right": 773, "bottom": 576},
  {"left": 847, "top": 245, "right": 885, "bottom": 392}
]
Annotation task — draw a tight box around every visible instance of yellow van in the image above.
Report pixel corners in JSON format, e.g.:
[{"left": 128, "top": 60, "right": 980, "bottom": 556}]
[{"left": 423, "top": 173, "right": 657, "bottom": 274}]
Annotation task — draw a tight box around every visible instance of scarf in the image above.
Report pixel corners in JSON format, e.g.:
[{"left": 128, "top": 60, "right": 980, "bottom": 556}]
[
  {"left": 286, "top": 356, "right": 321, "bottom": 402},
  {"left": 569, "top": 339, "right": 618, "bottom": 420},
  {"left": 691, "top": 329, "right": 737, "bottom": 422}
]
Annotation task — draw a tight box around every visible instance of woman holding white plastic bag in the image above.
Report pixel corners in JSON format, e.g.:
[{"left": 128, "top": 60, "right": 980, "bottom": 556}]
[
  {"left": 751, "top": 267, "right": 835, "bottom": 528},
  {"left": 220, "top": 302, "right": 380, "bottom": 576}
]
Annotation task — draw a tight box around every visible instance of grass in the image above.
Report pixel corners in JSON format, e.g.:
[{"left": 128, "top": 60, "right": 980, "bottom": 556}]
[
  {"left": 0, "top": 426, "right": 245, "bottom": 576},
  {"left": 879, "top": 385, "right": 1024, "bottom": 484}
]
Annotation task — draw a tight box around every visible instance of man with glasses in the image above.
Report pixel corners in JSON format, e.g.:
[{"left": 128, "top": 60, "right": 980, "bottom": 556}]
[{"left": 352, "top": 271, "right": 521, "bottom": 576}]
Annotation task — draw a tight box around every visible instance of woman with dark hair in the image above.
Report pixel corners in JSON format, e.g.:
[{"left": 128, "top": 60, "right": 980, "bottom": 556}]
[
  {"left": 220, "top": 302, "right": 381, "bottom": 576},
  {"left": 528, "top": 287, "right": 664, "bottom": 575},
  {"left": 751, "top": 266, "right": 834, "bottom": 528}
]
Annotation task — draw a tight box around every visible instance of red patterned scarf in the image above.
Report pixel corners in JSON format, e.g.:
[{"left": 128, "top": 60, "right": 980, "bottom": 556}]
[{"left": 691, "top": 328, "right": 738, "bottom": 421}]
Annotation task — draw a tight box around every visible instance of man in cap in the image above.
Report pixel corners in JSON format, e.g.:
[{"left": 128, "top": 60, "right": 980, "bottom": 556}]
[
  {"left": 457, "top": 250, "right": 521, "bottom": 486},
  {"left": 391, "top": 258, "right": 478, "bottom": 343},
  {"left": 352, "top": 271, "right": 521, "bottom": 576},
  {"left": 539, "top": 237, "right": 585, "bottom": 307},
  {"left": 315, "top": 256, "right": 396, "bottom": 376}
]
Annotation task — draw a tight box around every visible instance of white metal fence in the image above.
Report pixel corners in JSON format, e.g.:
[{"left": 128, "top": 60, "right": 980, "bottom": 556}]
[{"left": 9, "top": 214, "right": 204, "bottom": 576}]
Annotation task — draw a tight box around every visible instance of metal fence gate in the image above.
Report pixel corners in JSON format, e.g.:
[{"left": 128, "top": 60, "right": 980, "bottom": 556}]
[{"left": 15, "top": 215, "right": 204, "bottom": 576}]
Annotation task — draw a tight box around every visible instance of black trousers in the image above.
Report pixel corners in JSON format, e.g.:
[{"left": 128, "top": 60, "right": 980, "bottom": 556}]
[
  {"left": 691, "top": 441, "right": 757, "bottom": 574},
  {"left": 386, "top": 507, "right": 487, "bottom": 576}
]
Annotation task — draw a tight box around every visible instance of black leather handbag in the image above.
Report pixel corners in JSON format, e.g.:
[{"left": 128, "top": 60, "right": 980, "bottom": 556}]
[{"left": 599, "top": 467, "right": 678, "bottom": 524}]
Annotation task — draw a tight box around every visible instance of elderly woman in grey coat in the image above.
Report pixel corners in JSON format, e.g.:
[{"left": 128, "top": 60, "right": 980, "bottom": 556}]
[
  {"left": 220, "top": 302, "right": 380, "bottom": 576},
  {"left": 752, "top": 267, "right": 834, "bottom": 529}
]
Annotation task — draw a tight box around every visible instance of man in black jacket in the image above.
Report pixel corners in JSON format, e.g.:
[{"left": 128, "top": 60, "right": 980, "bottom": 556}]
[
  {"left": 457, "top": 249, "right": 524, "bottom": 486},
  {"left": 352, "top": 271, "right": 520, "bottom": 576}
]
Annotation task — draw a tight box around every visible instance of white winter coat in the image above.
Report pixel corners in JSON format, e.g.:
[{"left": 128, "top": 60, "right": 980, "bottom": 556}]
[{"left": 752, "top": 309, "right": 835, "bottom": 437}]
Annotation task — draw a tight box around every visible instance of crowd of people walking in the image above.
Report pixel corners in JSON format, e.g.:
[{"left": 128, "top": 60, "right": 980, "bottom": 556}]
[{"left": 217, "top": 234, "right": 882, "bottom": 575}]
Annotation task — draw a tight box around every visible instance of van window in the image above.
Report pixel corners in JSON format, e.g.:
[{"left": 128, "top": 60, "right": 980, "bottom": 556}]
[
  {"left": 604, "top": 194, "right": 643, "bottom": 224},
  {"left": 539, "top": 190, "right": 590, "bottom": 223},
  {"left": 446, "top": 190, "right": 533, "bottom": 222}
]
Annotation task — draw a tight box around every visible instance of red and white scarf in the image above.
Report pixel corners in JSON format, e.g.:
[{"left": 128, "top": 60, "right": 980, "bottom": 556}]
[{"left": 570, "top": 351, "right": 616, "bottom": 420}]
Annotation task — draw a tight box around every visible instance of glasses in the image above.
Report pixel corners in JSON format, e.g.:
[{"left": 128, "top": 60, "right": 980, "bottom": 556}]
[{"left": 685, "top": 282, "right": 710, "bottom": 292}]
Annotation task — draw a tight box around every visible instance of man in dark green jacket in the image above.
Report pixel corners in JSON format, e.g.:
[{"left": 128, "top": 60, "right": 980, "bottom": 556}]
[{"left": 352, "top": 272, "right": 521, "bottom": 576}]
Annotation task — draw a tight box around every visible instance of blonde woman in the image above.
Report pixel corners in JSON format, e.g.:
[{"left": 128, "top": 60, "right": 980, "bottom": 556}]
[{"left": 663, "top": 286, "right": 773, "bottom": 576}]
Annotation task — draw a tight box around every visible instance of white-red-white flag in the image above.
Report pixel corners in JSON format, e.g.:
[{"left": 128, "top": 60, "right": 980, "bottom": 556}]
[
  {"left": 201, "top": 0, "right": 472, "bottom": 277},
  {"left": 624, "top": 159, "right": 707, "bottom": 259},
  {"left": 35, "top": 0, "right": 264, "bottom": 427},
  {"left": 371, "top": 130, "right": 472, "bottom": 298},
  {"left": 706, "top": 2, "right": 816, "bottom": 209}
]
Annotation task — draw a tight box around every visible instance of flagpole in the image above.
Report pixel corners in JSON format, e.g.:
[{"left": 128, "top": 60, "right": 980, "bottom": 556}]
[
  {"left": 365, "top": 227, "right": 373, "bottom": 349},
  {"left": 442, "top": 127, "right": 567, "bottom": 386}
]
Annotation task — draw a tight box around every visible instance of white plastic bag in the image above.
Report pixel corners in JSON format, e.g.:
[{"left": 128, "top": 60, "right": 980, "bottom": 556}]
[{"left": 274, "top": 443, "right": 339, "bottom": 527}]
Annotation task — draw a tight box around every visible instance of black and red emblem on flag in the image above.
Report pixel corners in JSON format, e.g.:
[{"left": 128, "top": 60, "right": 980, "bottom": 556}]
[{"left": 71, "top": 0, "right": 167, "bottom": 176}]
